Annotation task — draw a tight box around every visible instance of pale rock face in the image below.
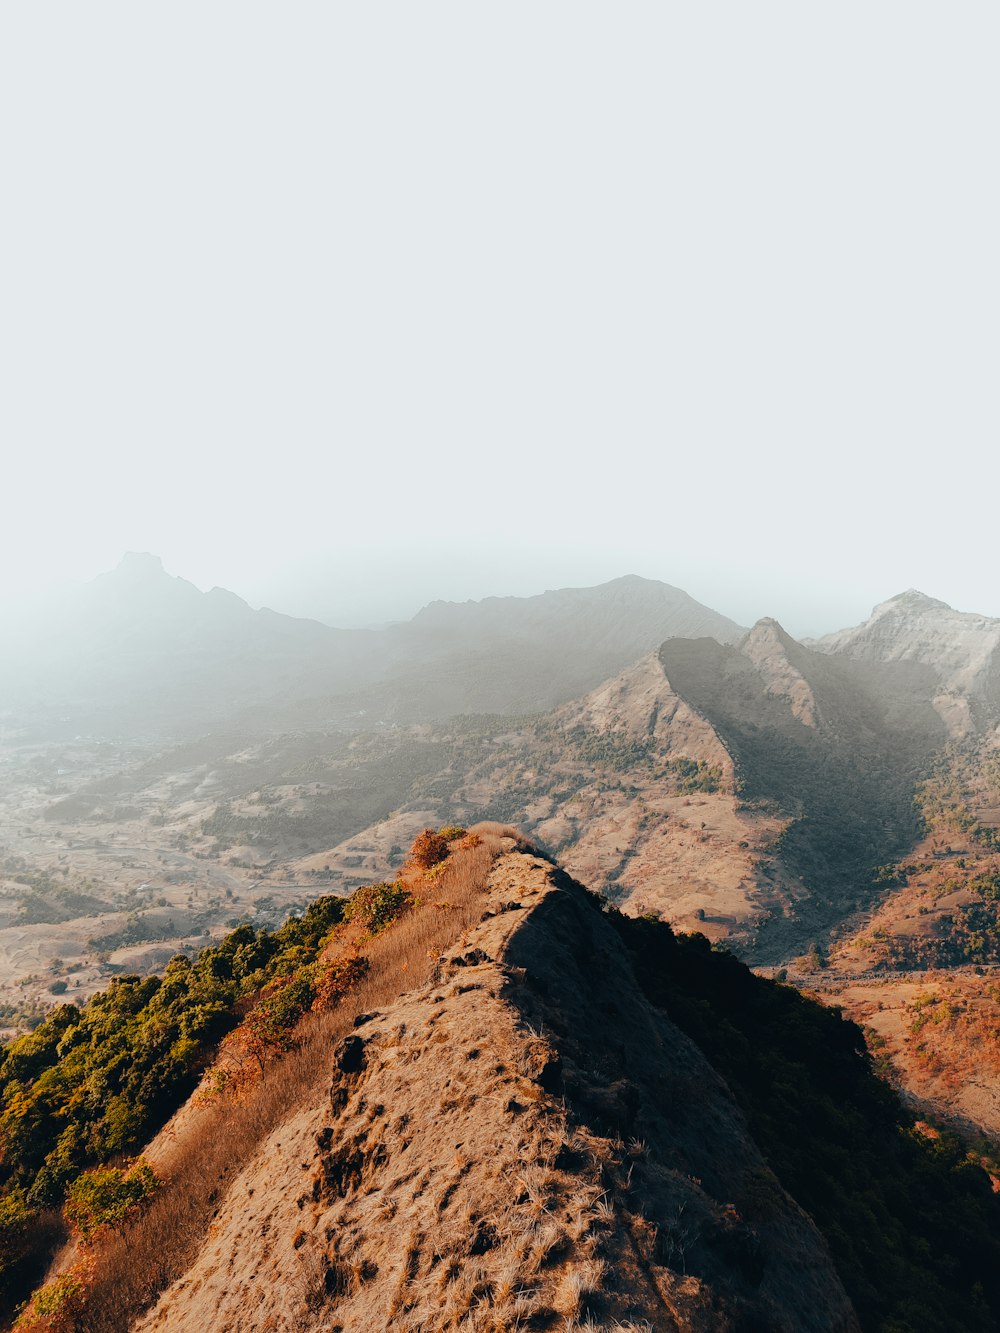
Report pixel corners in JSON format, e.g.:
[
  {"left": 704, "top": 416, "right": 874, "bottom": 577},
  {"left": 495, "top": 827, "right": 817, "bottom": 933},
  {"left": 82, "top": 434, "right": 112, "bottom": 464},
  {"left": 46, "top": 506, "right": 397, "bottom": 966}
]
[
  {"left": 560, "top": 652, "right": 735, "bottom": 776},
  {"left": 815, "top": 590, "right": 1000, "bottom": 733},
  {"left": 741, "top": 618, "right": 821, "bottom": 729}
]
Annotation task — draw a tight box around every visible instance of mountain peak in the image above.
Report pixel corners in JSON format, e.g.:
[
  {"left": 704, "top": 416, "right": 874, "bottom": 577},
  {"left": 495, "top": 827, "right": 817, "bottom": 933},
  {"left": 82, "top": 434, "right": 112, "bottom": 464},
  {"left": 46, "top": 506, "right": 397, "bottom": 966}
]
[
  {"left": 744, "top": 616, "right": 797, "bottom": 649},
  {"left": 114, "top": 551, "right": 167, "bottom": 581},
  {"left": 874, "top": 589, "right": 953, "bottom": 616}
]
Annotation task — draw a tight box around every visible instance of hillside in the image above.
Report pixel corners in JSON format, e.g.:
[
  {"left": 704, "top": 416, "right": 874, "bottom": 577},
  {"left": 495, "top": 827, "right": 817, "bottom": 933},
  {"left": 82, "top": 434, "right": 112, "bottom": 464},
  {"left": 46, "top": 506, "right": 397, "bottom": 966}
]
[
  {"left": 11, "top": 831, "right": 1000, "bottom": 1333},
  {"left": 813, "top": 590, "right": 1000, "bottom": 735},
  {"left": 657, "top": 622, "right": 947, "bottom": 955},
  {"left": 0, "top": 609, "right": 954, "bottom": 1020},
  {"left": 799, "top": 737, "right": 1000, "bottom": 1143}
]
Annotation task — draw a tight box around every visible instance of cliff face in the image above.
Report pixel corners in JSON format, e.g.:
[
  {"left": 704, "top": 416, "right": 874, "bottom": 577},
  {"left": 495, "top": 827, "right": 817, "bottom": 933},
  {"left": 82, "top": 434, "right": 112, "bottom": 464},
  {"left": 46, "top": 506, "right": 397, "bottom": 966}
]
[
  {"left": 136, "top": 847, "right": 855, "bottom": 1332},
  {"left": 814, "top": 590, "right": 1000, "bottom": 735}
]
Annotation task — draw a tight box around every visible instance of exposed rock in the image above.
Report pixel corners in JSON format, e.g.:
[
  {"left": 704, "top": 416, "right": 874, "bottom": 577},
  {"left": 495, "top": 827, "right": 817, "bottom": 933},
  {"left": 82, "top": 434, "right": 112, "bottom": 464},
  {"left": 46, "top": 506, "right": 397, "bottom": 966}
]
[{"left": 136, "top": 852, "right": 857, "bottom": 1333}]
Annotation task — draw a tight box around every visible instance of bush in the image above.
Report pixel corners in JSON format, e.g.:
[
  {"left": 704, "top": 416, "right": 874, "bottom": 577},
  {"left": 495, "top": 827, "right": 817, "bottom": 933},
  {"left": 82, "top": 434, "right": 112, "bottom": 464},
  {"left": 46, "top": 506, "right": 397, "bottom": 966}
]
[
  {"left": 64, "top": 1161, "right": 159, "bottom": 1240},
  {"left": 13, "top": 1270, "right": 86, "bottom": 1332},
  {"left": 343, "top": 881, "right": 411, "bottom": 934},
  {"left": 410, "top": 829, "right": 450, "bottom": 869},
  {"left": 437, "top": 826, "right": 467, "bottom": 843},
  {"left": 312, "top": 956, "right": 370, "bottom": 1010}
]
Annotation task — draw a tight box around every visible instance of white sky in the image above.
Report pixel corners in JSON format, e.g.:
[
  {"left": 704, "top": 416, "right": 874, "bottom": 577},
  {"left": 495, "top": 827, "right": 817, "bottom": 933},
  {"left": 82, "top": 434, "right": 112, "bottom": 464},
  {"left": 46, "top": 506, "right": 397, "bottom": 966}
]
[{"left": 1, "top": 4, "right": 997, "bottom": 637}]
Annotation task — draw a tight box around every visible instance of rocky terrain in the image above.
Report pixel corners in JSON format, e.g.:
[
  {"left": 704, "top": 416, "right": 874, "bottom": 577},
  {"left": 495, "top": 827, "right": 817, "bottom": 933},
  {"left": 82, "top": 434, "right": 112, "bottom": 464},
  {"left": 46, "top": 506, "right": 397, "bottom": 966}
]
[
  {"left": 813, "top": 589, "right": 1000, "bottom": 736},
  {"left": 14, "top": 829, "right": 1000, "bottom": 1333},
  {"left": 9, "top": 575, "right": 1000, "bottom": 1329},
  {"left": 132, "top": 842, "right": 857, "bottom": 1333}
]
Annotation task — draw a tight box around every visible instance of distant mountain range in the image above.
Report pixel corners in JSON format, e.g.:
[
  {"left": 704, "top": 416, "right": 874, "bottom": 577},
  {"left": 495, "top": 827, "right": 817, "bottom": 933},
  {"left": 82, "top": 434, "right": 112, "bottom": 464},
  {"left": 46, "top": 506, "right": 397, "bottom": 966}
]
[{"left": 0, "top": 554, "right": 745, "bottom": 738}]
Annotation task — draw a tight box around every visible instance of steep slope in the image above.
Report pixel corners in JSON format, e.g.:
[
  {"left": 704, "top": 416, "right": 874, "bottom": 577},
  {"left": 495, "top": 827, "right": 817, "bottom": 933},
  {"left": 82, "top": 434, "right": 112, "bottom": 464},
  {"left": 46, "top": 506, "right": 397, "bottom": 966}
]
[
  {"left": 814, "top": 590, "right": 1000, "bottom": 735},
  {"left": 15, "top": 831, "right": 1000, "bottom": 1333},
  {"left": 657, "top": 623, "right": 947, "bottom": 954},
  {"left": 131, "top": 845, "right": 856, "bottom": 1333},
  {"left": 525, "top": 655, "right": 804, "bottom": 943},
  {"left": 802, "top": 739, "right": 1000, "bottom": 1143}
]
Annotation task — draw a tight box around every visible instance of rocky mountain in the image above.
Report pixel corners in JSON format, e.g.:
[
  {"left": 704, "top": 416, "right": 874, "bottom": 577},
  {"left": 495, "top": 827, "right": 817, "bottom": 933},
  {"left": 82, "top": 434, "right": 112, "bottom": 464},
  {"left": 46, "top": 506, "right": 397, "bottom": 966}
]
[
  {"left": 0, "top": 559, "right": 743, "bottom": 740},
  {"left": 652, "top": 620, "right": 947, "bottom": 952},
  {"left": 19, "top": 605, "right": 952, "bottom": 974},
  {"left": 12, "top": 830, "right": 1000, "bottom": 1333},
  {"left": 813, "top": 590, "right": 1000, "bottom": 736}
]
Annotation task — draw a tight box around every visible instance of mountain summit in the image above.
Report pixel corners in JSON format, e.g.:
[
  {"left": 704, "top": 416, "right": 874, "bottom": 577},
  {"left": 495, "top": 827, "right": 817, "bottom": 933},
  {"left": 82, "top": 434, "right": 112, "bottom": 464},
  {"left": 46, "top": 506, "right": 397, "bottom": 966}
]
[{"left": 815, "top": 590, "right": 1000, "bottom": 733}]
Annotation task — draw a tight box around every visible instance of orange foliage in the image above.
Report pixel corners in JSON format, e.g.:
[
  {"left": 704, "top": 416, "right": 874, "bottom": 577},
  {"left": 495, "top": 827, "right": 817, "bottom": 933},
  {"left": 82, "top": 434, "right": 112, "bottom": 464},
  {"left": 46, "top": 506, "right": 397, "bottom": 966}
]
[
  {"left": 312, "top": 956, "right": 371, "bottom": 1010},
  {"left": 410, "top": 829, "right": 450, "bottom": 870}
]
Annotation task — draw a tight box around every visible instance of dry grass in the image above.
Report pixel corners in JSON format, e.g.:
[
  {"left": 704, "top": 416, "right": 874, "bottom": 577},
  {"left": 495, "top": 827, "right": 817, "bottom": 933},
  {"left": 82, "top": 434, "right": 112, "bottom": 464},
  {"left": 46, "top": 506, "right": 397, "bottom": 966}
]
[{"left": 58, "top": 825, "right": 527, "bottom": 1333}]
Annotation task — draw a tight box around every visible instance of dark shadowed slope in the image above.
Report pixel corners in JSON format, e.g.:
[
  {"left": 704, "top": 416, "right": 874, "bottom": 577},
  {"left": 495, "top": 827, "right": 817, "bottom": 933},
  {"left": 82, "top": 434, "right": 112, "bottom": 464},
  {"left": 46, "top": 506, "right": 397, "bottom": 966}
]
[{"left": 659, "top": 620, "right": 947, "bottom": 953}]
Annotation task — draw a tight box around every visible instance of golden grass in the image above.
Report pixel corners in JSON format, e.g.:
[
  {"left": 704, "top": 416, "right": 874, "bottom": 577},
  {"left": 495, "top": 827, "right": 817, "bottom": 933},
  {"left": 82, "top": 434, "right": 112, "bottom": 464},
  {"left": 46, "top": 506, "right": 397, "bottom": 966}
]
[{"left": 59, "top": 825, "right": 529, "bottom": 1333}]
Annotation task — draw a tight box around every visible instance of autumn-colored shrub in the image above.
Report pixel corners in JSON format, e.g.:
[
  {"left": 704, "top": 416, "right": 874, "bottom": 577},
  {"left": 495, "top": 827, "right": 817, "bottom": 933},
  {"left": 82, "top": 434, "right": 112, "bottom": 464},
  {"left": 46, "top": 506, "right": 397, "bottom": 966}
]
[
  {"left": 343, "top": 881, "right": 411, "bottom": 933},
  {"left": 312, "top": 956, "right": 371, "bottom": 1010},
  {"left": 13, "top": 1268, "right": 88, "bottom": 1332},
  {"left": 64, "top": 1161, "right": 159, "bottom": 1240},
  {"left": 242, "top": 974, "right": 316, "bottom": 1073},
  {"left": 410, "top": 829, "right": 450, "bottom": 869},
  {"left": 437, "top": 826, "right": 468, "bottom": 843}
]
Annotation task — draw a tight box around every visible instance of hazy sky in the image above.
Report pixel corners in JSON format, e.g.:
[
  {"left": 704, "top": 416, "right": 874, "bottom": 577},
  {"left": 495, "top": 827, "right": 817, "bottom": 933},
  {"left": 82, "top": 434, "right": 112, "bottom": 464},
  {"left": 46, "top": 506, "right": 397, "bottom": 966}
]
[{"left": 2, "top": 5, "right": 997, "bottom": 637}]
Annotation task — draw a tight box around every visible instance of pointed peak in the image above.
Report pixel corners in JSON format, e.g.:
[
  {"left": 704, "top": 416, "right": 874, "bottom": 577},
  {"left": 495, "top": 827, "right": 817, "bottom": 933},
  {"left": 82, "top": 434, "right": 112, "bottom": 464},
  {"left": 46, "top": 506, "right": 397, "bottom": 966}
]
[
  {"left": 745, "top": 616, "right": 796, "bottom": 647},
  {"left": 873, "top": 589, "right": 953, "bottom": 617}
]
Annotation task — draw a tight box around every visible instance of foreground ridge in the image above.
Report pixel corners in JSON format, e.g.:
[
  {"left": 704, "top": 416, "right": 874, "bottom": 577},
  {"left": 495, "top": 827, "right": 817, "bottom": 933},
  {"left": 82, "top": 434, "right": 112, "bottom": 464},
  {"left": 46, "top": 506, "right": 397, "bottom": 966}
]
[{"left": 133, "top": 843, "right": 855, "bottom": 1333}]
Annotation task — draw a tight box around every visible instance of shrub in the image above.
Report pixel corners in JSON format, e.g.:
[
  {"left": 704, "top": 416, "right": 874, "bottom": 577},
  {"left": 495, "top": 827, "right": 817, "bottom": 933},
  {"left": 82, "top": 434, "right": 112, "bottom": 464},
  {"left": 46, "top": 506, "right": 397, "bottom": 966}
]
[
  {"left": 242, "top": 974, "right": 316, "bottom": 1071},
  {"left": 437, "top": 826, "right": 467, "bottom": 843},
  {"left": 344, "top": 882, "right": 411, "bottom": 933},
  {"left": 410, "top": 830, "right": 450, "bottom": 869},
  {"left": 13, "top": 1269, "right": 86, "bottom": 1332},
  {"left": 312, "top": 956, "right": 370, "bottom": 1010},
  {"left": 64, "top": 1161, "right": 159, "bottom": 1240}
]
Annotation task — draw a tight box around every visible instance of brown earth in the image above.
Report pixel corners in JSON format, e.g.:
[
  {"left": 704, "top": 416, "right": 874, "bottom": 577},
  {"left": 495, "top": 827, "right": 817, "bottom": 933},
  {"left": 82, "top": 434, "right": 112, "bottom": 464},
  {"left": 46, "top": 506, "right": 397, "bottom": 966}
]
[{"left": 124, "top": 839, "right": 855, "bottom": 1333}]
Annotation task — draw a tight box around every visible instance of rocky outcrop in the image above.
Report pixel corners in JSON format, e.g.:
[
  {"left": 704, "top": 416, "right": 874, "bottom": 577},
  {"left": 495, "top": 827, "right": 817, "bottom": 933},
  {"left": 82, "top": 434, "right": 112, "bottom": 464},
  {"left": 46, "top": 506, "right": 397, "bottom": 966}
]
[
  {"left": 136, "top": 850, "right": 856, "bottom": 1332},
  {"left": 558, "top": 652, "right": 736, "bottom": 779},
  {"left": 814, "top": 590, "right": 1000, "bottom": 735}
]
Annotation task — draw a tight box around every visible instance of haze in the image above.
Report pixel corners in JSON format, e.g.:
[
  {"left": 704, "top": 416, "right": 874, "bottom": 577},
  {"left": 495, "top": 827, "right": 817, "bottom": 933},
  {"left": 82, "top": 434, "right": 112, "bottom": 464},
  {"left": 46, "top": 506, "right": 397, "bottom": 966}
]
[{"left": 2, "top": 4, "right": 997, "bottom": 638}]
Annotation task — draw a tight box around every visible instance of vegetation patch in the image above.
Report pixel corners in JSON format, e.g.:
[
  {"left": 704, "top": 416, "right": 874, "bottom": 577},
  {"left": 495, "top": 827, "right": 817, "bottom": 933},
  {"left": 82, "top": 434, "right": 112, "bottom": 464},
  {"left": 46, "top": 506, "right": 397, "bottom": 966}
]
[
  {"left": 64, "top": 1160, "right": 159, "bottom": 1240},
  {"left": 343, "top": 881, "right": 411, "bottom": 933},
  {"left": 0, "top": 895, "right": 345, "bottom": 1319}
]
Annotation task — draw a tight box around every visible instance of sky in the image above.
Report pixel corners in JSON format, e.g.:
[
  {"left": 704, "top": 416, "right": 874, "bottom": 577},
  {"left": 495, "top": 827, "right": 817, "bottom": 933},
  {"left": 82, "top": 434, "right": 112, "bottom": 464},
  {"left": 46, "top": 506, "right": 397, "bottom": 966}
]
[{"left": 1, "top": 4, "right": 997, "bottom": 638}]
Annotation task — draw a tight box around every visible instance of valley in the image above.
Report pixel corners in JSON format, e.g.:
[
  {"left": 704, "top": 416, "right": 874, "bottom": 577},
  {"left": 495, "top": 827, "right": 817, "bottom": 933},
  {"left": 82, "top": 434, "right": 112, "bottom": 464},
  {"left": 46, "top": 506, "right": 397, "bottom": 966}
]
[{"left": 6, "top": 562, "right": 1000, "bottom": 1329}]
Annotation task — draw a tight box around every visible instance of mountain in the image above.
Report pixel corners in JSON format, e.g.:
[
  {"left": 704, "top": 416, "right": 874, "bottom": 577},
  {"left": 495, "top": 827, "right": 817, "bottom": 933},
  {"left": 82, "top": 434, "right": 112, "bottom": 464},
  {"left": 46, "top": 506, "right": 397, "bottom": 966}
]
[
  {"left": 652, "top": 620, "right": 947, "bottom": 953},
  {"left": 0, "top": 560, "right": 744, "bottom": 740},
  {"left": 13, "top": 830, "right": 1000, "bottom": 1332},
  {"left": 0, "top": 553, "right": 379, "bottom": 738},
  {"left": 406, "top": 573, "right": 743, "bottom": 658},
  {"left": 20, "top": 606, "right": 949, "bottom": 972},
  {"left": 813, "top": 590, "right": 1000, "bottom": 736}
]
